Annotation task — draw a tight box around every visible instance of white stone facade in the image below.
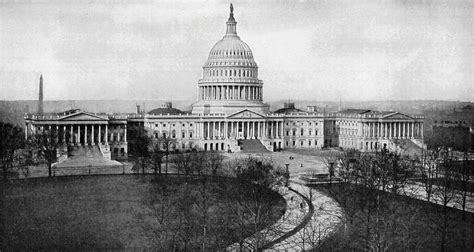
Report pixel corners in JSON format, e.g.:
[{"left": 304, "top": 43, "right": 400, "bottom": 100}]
[{"left": 24, "top": 5, "right": 424, "bottom": 158}]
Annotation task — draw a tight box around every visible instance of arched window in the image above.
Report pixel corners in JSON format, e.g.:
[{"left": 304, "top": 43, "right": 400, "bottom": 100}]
[{"left": 234, "top": 70, "right": 237, "bottom": 76}]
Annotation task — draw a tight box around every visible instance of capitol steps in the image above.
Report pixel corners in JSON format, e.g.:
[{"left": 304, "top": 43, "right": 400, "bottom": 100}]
[
  {"left": 391, "top": 139, "right": 423, "bottom": 156},
  {"left": 238, "top": 139, "right": 269, "bottom": 153},
  {"left": 68, "top": 145, "right": 103, "bottom": 158},
  {"left": 58, "top": 145, "right": 121, "bottom": 168}
]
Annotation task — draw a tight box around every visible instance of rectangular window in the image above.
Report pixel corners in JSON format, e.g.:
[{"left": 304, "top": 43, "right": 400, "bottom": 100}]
[{"left": 293, "top": 141, "right": 296, "bottom": 146}]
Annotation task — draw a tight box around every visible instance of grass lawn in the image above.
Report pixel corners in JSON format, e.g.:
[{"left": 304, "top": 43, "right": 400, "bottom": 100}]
[
  {"left": 0, "top": 175, "right": 285, "bottom": 250},
  {"left": 313, "top": 183, "right": 474, "bottom": 251}
]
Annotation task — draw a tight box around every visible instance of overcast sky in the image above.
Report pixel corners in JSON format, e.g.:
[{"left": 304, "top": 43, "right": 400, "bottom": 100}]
[{"left": 0, "top": 0, "right": 472, "bottom": 102}]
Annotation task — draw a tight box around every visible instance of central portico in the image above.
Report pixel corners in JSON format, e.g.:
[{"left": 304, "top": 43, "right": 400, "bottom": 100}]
[{"left": 191, "top": 4, "right": 269, "bottom": 115}]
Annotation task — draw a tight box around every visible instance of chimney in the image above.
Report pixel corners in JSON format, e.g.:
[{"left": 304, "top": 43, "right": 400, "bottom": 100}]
[
  {"left": 136, "top": 104, "right": 141, "bottom": 114},
  {"left": 38, "top": 75, "right": 44, "bottom": 114}
]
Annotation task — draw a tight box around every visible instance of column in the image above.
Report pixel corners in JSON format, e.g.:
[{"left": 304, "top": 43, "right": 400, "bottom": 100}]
[
  {"left": 124, "top": 124, "right": 127, "bottom": 142},
  {"left": 378, "top": 122, "right": 381, "bottom": 138},
  {"left": 55, "top": 125, "right": 59, "bottom": 142},
  {"left": 78, "top": 125, "right": 81, "bottom": 145},
  {"left": 70, "top": 125, "right": 73, "bottom": 143},
  {"left": 99, "top": 125, "right": 102, "bottom": 144},
  {"left": 245, "top": 121, "right": 249, "bottom": 139},
  {"left": 403, "top": 122, "right": 407, "bottom": 138},
  {"left": 84, "top": 125, "right": 88, "bottom": 144},
  {"left": 105, "top": 125, "right": 108, "bottom": 144},
  {"left": 257, "top": 122, "right": 261, "bottom": 139},
  {"left": 280, "top": 121, "right": 284, "bottom": 138},
  {"left": 248, "top": 121, "right": 251, "bottom": 138},
  {"left": 91, "top": 124, "right": 95, "bottom": 144},
  {"left": 397, "top": 122, "right": 400, "bottom": 139},
  {"left": 250, "top": 121, "right": 254, "bottom": 139},
  {"left": 411, "top": 122, "right": 415, "bottom": 139},
  {"left": 224, "top": 122, "right": 227, "bottom": 138},
  {"left": 387, "top": 123, "right": 390, "bottom": 139},
  {"left": 421, "top": 123, "right": 424, "bottom": 138},
  {"left": 270, "top": 122, "right": 273, "bottom": 138},
  {"left": 207, "top": 122, "right": 210, "bottom": 139},
  {"left": 61, "top": 125, "right": 65, "bottom": 144},
  {"left": 371, "top": 123, "right": 374, "bottom": 138}
]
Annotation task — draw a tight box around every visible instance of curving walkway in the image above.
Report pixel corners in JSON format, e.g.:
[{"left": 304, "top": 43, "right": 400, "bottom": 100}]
[
  {"left": 267, "top": 181, "right": 342, "bottom": 250},
  {"left": 226, "top": 181, "right": 343, "bottom": 251},
  {"left": 226, "top": 186, "right": 312, "bottom": 251}
]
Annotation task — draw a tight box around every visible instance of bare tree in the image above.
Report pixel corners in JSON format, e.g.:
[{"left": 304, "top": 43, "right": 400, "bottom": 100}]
[
  {"left": 172, "top": 152, "right": 193, "bottom": 176},
  {"left": 230, "top": 157, "right": 287, "bottom": 250},
  {"left": 191, "top": 150, "right": 208, "bottom": 176},
  {"left": 0, "top": 122, "right": 24, "bottom": 181},
  {"left": 161, "top": 135, "right": 175, "bottom": 175},
  {"left": 432, "top": 153, "right": 461, "bottom": 252},
  {"left": 417, "top": 149, "right": 439, "bottom": 202},
  {"left": 30, "top": 127, "right": 62, "bottom": 177},
  {"left": 207, "top": 151, "right": 224, "bottom": 177},
  {"left": 131, "top": 130, "right": 151, "bottom": 174},
  {"left": 150, "top": 138, "right": 164, "bottom": 175},
  {"left": 456, "top": 151, "right": 471, "bottom": 220}
]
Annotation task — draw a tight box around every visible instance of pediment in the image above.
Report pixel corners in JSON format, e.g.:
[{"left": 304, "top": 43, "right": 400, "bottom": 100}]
[
  {"left": 227, "top": 109, "right": 266, "bottom": 119},
  {"left": 382, "top": 112, "right": 414, "bottom": 120},
  {"left": 60, "top": 112, "right": 108, "bottom": 121}
]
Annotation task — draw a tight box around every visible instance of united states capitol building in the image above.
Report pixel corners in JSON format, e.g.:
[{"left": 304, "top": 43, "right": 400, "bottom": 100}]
[{"left": 24, "top": 5, "right": 424, "bottom": 160}]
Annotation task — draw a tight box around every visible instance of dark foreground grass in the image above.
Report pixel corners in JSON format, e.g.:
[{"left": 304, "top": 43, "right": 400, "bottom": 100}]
[
  {"left": 0, "top": 175, "right": 285, "bottom": 250},
  {"left": 313, "top": 183, "right": 474, "bottom": 251}
]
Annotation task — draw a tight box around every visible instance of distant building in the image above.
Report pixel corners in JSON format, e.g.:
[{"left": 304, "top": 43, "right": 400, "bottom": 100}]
[
  {"left": 24, "top": 5, "right": 424, "bottom": 161},
  {"left": 430, "top": 120, "right": 472, "bottom": 151}
]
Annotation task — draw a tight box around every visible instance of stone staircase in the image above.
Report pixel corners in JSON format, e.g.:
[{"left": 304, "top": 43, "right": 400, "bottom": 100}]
[
  {"left": 68, "top": 145, "right": 103, "bottom": 158},
  {"left": 238, "top": 139, "right": 269, "bottom": 153},
  {"left": 58, "top": 145, "right": 121, "bottom": 168},
  {"left": 391, "top": 139, "right": 423, "bottom": 156}
]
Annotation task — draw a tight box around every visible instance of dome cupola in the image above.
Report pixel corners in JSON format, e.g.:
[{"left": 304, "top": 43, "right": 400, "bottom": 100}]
[{"left": 192, "top": 4, "right": 268, "bottom": 115}]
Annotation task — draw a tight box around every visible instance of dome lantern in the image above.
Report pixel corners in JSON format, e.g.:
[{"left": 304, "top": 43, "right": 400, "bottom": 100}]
[{"left": 226, "top": 3, "right": 237, "bottom": 37}]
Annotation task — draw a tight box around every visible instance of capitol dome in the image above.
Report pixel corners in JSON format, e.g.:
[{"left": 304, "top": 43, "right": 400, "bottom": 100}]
[
  {"left": 192, "top": 4, "right": 268, "bottom": 115},
  {"left": 205, "top": 36, "right": 257, "bottom": 68}
]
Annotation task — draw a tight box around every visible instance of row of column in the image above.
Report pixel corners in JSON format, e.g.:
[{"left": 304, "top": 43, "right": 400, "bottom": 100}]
[
  {"left": 199, "top": 85, "right": 262, "bottom": 101},
  {"left": 200, "top": 121, "right": 284, "bottom": 140},
  {"left": 362, "top": 121, "right": 423, "bottom": 139},
  {"left": 26, "top": 124, "right": 128, "bottom": 145},
  {"left": 206, "top": 68, "right": 256, "bottom": 78}
]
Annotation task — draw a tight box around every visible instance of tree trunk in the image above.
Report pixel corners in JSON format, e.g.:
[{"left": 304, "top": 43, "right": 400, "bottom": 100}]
[{"left": 48, "top": 162, "right": 52, "bottom": 177}]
